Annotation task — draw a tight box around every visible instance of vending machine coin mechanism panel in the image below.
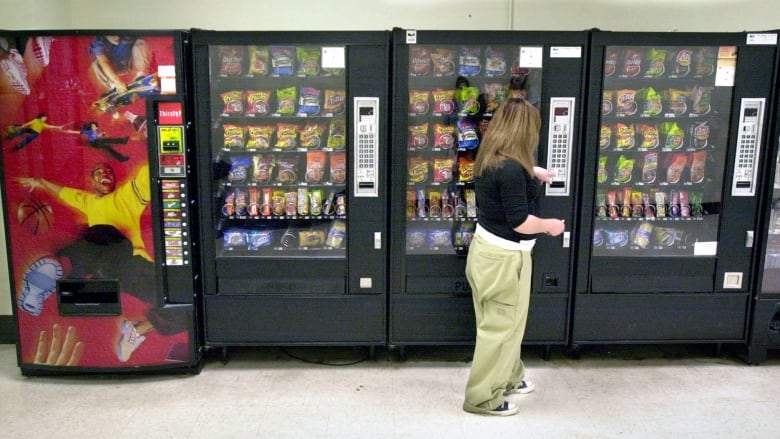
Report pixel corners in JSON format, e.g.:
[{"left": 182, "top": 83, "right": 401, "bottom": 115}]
[
  {"left": 545, "top": 97, "right": 576, "bottom": 197},
  {"left": 354, "top": 97, "right": 380, "bottom": 198},
  {"left": 731, "top": 98, "right": 765, "bottom": 196}
]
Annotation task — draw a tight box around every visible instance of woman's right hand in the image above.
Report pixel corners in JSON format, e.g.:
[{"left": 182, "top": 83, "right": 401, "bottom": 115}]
[{"left": 545, "top": 219, "right": 566, "bottom": 237}]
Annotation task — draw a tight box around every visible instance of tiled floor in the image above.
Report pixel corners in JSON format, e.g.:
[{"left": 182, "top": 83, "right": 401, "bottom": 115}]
[{"left": 0, "top": 343, "right": 778, "bottom": 438}]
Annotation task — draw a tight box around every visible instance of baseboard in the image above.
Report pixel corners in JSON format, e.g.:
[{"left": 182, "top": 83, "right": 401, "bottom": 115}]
[{"left": 0, "top": 315, "right": 16, "bottom": 344}]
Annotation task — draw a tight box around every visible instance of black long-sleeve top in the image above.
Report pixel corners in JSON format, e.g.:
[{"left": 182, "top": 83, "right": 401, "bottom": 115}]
[{"left": 474, "top": 159, "right": 540, "bottom": 242}]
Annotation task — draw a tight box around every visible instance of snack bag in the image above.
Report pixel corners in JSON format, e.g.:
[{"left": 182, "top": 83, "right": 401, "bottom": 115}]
[
  {"left": 409, "top": 90, "right": 430, "bottom": 115},
  {"left": 245, "top": 90, "right": 272, "bottom": 116},
  {"left": 637, "top": 123, "right": 659, "bottom": 149},
  {"left": 457, "top": 153, "right": 475, "bottom": 183},
  {"left": 221, "top": 90, "right": 244, "bottom": 115},
  {"left": 300, "top": 123, "right": 326, "bottom": 149},
  {"left": 408, "top": 156, "right": 429, "bottom": 184},
  {"left": 599, "top": 124, "right": 612, "bottom": 149},
  {"left": 323, "top": 89, "right": 346, "bottom": 114},
  {"left": 270, "top": 46, "right": 295, "bottom": 76},
  {"left": 642, "top": 152, "right": 657, "bottom": 184},
  {"left": 305, "top": 151, "right": 326, "bottom": 184},
  {"left": 298, "top": 86, "right": 321, "bottom": 115},
  {"left": 643, "top": 48, "right": 666, "bottom": 78},
  {"left": 228, "top": 157, "right": 252, "bottom": 184},
  {"left": 408, "top": 123, "right": 429, "bottom": 149},
  {"left": 276, "top": 86, "right": 297, "bottom": 114},
  {"left": 637, "top": 87, "right": 662, "bottom": 116},
  {"left": 484, "top": 47, "right": 507, "bottom": 77},
  {"left": 432, "top": 89, "right": 455, "bottom": 115},
  {"left": 615, "top": 123, "right": 636, "bottom": 150},
  {"left": 252, "top": 155, "right": 275, "bottom": 184},
  {"left": 457, "top": 119, "right": 479, "bottom": 149},
  {"left": 661, "top": 122, "right": 685, "bottom": 150},
  {"left": 621, "top": 49, "right": 642, "bottom": 77},
  {"left": 597, "top": 156, "right": 608, "bottom": 183},
  {"left": 329, "top": 152, "right": 346, "bottom": 184},
  {"left": 276, "top": 157, "right": 298, "bottom": 184},
  {"left": 690, "top": 151, "right": 707, "bottom": 183},
  {"left": 222, "top": 124, "right": 245, "bottom": 149},
  {"left": 326, "top": 220, "right": 347, "bottom": 248},
  {"left": 458, "top": 47, "right": 482, "bottom": 77},
  {"left": 218, "top": 46, "right": 245, "bottom": 76},
  {"left": 409, "top": 47, "right": 431, "bottom": 77},
  {"left": 614, "top": 154, "right": 634, "bottom": 184},
  {"left": 247, "top": 46, "right": 269, "bottom": 76},
  {"left": 665, "top": 153, "right": 688, "bottom": 184},
  {"left": 430, "top": 48, "right": 456, "bottom": 76},
  {"left": 327, "top": 119, "right": 346, "bottom": 149},
  {"left": 246, "top": 125, "right": 275, "bottom": 150},
  {"left": 275, "top": 123, "right": 299, "bottom": 149},
  {"left": 296, "top": 46, "right": 321, "bottom": 76},
  {"left": 433, "top": 158, "right": 454, "bottom": 183},
  {"left": 433, "top": 123, "right": 456, "bottom": 149}
]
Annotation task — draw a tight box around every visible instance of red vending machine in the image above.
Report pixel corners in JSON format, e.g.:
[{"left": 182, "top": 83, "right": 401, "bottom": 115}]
[
  {"left": 573, "top": 31, "right": 780, "bottom": 350},
  {"left": 190, "top": 30, "right": 388, "bottom": 354},
  {"left": 389, "top": 29, "right": 589, "bottom": 357},
  {"left": 0, "top": 31, "right": 201, "bottom": 374}
]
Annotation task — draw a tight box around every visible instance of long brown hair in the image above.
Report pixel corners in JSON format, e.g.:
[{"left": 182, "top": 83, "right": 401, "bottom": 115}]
[{"left": 474, "top": 96, "right": 541, "bottom": 177}]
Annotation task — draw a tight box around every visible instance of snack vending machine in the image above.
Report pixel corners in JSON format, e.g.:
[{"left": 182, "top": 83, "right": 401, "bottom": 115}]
[
  {"left": 747, "top": 114, "right": 780, "bottom": 363},
  {"left": 573, "top": 31, "right": 780, "bottom": 348},
  {"left": 190, "top": 30, "right": 388, "bottom": 351},
  {"left": 389, "top": 29, "right": 589, "bottom": 355},
  {"left": 0, "top": 31, "right": 202, "bottom": 375}
]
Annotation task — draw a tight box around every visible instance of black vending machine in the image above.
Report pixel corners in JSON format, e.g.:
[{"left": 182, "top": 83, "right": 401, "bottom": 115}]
[
  {"left": 573, "top": 30, "right": 780, "bottom": 349},
  {"left": 190, "top": 30, "right": 389, "bottom": 353},
  {"left": 389, "top": 29, "right": 589, "bottom": 356},
  {"left": 747, "top": 100, "right": 780, "bottom": 363},
  {"left": 0, "top": 30, "right": 201, "bottom": 374}
]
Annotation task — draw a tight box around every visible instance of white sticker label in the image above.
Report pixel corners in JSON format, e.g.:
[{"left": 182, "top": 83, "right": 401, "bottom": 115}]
[
  {"left": 694, "top": 241, "right": 718, "bottom": 256},
  {"left": 550, "top": 46, "right": 582, "bottom": 58},
  {"left": 746, "top": 33, "right": 778, "bottom": 45},
  {"left": 519, "top": 47, "right": 543, "bottom": 68},
  {"left": 321, "top": 47, "right": 345, "bottom": 69},
  {"left": 406, "top": 30, "right": 417, "bottom": 44}
]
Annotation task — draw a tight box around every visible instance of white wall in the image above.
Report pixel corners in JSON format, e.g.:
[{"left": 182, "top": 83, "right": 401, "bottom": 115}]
[{"left": 0, "top": 0, "right": 779, "bottom": 317}]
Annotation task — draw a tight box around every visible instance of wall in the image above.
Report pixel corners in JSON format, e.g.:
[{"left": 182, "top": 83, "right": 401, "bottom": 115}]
[{"left": 1, "top": 0, "right": 779, "bottom": 332}]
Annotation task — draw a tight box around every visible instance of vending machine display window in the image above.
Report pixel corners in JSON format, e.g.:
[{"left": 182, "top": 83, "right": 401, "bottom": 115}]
[
  {"left": 592, "top": 45, "right": 737, "bottom": 258},
  {"left": 404, "top": 45, "right": 543, "bottom": 256},
  {"left": 207, "top": 45, "right": 348, "bottom": 259}
]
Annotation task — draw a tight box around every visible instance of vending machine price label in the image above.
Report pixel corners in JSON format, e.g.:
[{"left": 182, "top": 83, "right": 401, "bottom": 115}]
[{"left": 550, "top": 46, "right": 582, "bottom": 58}]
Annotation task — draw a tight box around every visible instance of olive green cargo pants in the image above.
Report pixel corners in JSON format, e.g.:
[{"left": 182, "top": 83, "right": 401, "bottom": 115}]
[{"left": 463, "top": 234, "right": 532, "bottom": 412}]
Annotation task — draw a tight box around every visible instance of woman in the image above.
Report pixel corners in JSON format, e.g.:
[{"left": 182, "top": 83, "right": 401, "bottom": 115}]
[{"left": 462, "top": 96, "right": 566, "bottom": 416}]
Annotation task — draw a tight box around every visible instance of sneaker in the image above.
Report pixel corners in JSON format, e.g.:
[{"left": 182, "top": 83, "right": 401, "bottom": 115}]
[
  {"left": 1, "top": 49, "right": 30, "bottom": 95},
  {"left": 505, "top": 380, "right": 535, "bottom": 395},
  {"left": 463, "top": 401, "right": 519, "bottom": 416},
  {"left": 117, "top": 320, "right": 146, "bottom": 362},
  {"left": 32, "top": 36, "right": 53, "bottom": 66}
]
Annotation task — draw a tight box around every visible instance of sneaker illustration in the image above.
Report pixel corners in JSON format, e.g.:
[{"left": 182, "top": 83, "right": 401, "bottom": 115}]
[
  {"left": 17, "top": 257, "right": 63, "bottom": 316},
  {"left": 1, "top": 49, "right": 30, "bottom": 95},
  {"left": 117, "top": 320, "right": 146, "bottom": 362},
  {"left": 32, "top": 36, "right": 53, "bottom": 66}
]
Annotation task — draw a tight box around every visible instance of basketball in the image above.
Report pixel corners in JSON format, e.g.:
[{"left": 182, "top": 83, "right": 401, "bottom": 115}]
[{"left": 17, "top": 197, "right": 54, "bottom": 235}]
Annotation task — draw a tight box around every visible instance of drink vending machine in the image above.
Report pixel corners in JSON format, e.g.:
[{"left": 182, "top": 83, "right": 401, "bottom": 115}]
[
  {"left": 190, "top": 30, "right": 389, "bottom": 354},
  {"left": 0, "top": 30, "right": 202, "bottom": 374},
  {"left": 573, "top": 30, "right": 780, "bottom": 349},
  {"left": 389, "top": 29, "right": 589, "bottom": 357}
]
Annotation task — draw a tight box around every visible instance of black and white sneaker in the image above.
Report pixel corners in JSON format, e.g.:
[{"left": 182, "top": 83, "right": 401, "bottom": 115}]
[
  {"left": 463, "top": 400, "right": 519, "bottom": 416},
  {"left": 505, "top": 380, "right": 535, "bottom": 395}
]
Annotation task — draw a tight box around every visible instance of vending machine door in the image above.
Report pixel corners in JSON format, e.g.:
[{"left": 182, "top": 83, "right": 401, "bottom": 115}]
[
  {"left": 574, "top": 31, "right": 780, "bottom": 344},
  {"left": 0, "top": 31, "right": 201, "bottom": 374},
  {"left": 191, "top": 30, "right": 388, "bottom": 347},
  {"left": 389, "top": 29, "right": 589, "bottom": 349}
]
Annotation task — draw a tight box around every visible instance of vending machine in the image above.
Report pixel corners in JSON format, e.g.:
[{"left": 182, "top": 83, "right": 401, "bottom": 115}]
[
  {"left": 0, "top": 30, "right": 201, "bottom": 375},
  {"left": 389, "top": 29, "right": 589, "bottom": 355},
  {"left": 573, "top": 31, "right": 780, "bottom": 348},
  {"left": 747, "top": 117, "right": 780, "bottom": 363},
  {"left": 190, "top": 30, "right": 388, "bottom": 352}
]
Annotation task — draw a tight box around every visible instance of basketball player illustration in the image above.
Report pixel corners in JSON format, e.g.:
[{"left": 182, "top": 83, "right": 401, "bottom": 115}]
[{"left": 17, "top": 162, "right": 189, "bottom": 362}]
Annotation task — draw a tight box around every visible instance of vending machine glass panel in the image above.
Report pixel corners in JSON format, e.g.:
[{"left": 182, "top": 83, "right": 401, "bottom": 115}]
[
  {"left": 404, "top": 44, "right": 543, "bottom": 256},
  {"left": 207, "top": 45, "right": 348, "bottom": 259},
  {"left": 592, "top": 45, "right": 738, "bottom": 258}
]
